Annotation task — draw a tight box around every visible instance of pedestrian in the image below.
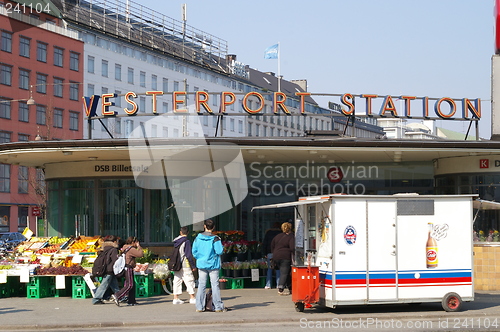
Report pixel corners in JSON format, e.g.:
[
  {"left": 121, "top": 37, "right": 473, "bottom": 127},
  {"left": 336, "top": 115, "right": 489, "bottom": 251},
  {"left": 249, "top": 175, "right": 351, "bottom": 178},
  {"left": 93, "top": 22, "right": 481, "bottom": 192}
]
[
  {"left": 172, "top": 226, "right": 197, "bottom": 304},
  {"left": 262, "top": 222, "right": 281, "bottom": 289},
  {"left": 92, "top": 235, "right": 120, "bottom": 305},
  {"left": 271, "top": 221, "right": 295, "bottom": 296},
  {"left": 192, "top": 219, "right": 227, "bottom": 312},
  {"left": 113, "top": 236, "right": 143, "bottom": 306}
]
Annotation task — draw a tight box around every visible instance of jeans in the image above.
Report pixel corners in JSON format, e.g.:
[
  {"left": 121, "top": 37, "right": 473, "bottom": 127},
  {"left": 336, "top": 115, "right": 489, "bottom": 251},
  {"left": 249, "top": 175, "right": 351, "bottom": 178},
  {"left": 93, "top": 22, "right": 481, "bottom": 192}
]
[
  {"left": 266, "top": 253, "right": 280, "bottom": 288},
  {"left": 275, "top": 259, "right": 292, "bottom": 291},
  {"left": 115, "top": 266, "right": 136, "bottom": 304},
  {"left": 196, "top": 269, "right": 223, "bottom": 311},
  {"left": 92, "top": 274, "right": 119, "bottom": 304}
]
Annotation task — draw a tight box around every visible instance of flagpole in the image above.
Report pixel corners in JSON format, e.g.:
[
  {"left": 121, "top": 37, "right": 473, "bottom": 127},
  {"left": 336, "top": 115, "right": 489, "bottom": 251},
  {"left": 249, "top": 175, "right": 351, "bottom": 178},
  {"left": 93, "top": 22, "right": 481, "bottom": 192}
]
[{"left": 278, "top": 42, "right": 281, "bottom": 92}]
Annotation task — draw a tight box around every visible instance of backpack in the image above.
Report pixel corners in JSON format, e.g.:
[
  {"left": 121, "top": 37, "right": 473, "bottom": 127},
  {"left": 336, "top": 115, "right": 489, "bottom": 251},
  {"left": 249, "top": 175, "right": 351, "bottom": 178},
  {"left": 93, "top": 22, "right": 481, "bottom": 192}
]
[
  {"left": 113, "top": 246, "right": 132, "bottom": 276},
  {"left": 168, "top": 239, "right": 186, "bottom": 271},
  {"left": 205, "top": 289, "right": 215, "bottom": 312},
  {"left": 92, "top": 249, "right": 112, "bottom": 277}
]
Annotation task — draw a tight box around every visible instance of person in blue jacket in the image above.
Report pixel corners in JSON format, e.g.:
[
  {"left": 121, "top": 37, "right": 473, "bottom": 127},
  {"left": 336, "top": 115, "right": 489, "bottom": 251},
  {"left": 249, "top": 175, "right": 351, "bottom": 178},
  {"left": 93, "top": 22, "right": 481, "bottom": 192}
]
[{"left": 192, "top": 219, "right": 226, "bottom": 312}]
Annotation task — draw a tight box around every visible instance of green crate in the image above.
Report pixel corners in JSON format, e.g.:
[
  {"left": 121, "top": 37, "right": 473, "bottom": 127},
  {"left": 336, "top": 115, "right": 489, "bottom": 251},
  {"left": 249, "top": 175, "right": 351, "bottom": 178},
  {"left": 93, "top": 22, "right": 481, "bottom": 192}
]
[
  {"left": 72, "top": 276, "right": 91, "bottom": 299},
  {"left": 135, "top": 283, "right": 154, "bottom": 298},
  {"left": 5, "top": 276, "right": 26, "bottom": 297},
  {"left": 50, "top": 276, "right": 72, "bottom": 297},
  {"left": 27, "top": 276, "right": 54, "bottom": 299},
  {"left": 153, "top": 281, "right": 162, "bottom": 296},
  {"left": 134, "top": 274, "right": 154, "bottom": 287},
  {"left": 0, "top": 282, "right": 9, "bottom": 298},
  {"left": 226, "top": 278, "right": 244, "bottom": 289},
  {"left": 244, "top": 276, "right": 266, "bottom": 288}
]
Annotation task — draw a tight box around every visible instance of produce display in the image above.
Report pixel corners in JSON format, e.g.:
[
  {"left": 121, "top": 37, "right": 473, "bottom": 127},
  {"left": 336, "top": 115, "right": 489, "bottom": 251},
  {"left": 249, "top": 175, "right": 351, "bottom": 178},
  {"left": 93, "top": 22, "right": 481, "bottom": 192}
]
[{"left": 35, "top": 265, "right": 88, "bottom": 275}]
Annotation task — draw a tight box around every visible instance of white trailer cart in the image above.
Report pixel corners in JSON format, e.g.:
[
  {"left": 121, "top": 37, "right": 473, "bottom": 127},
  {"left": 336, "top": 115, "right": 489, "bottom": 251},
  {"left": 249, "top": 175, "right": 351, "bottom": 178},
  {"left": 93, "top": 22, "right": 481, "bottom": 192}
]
[{"left": 253, "top": 194, "right": 475, "bottom": 312}]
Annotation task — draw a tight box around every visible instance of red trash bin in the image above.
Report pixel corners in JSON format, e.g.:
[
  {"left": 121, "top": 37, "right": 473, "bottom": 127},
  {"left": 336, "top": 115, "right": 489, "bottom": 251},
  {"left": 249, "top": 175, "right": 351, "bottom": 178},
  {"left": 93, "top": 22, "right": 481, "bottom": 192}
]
[{"left": 291, "top": 265, "right": 319, "bottom": 312}]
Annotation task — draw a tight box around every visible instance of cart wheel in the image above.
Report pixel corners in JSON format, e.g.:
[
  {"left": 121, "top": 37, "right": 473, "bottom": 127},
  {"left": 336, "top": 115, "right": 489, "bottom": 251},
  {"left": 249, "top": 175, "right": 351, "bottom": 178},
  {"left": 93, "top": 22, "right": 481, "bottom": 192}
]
[
  {"left": 442, "top": 292, "right": 463, "bottom": 312},
  {"left": 295, "top": 302, "right": 305, "bottom": 312}
]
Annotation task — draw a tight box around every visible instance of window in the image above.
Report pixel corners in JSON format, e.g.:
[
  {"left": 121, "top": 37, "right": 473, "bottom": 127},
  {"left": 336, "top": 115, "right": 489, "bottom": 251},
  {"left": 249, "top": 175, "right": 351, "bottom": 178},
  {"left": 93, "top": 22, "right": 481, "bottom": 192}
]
[
  {"left": 19, "top": 69, "right": 30, "bottom": 90},
  {"left": 53, "top": 108, "right": 63, "bottom": 128},
  {"left": 128, "top": 67, "right": 134, "bottom": 84},
  {"left": 173, "top": 81, "right": 179, "bottom": 91},
  {"left": 0, "top": 98, "right": 11, "bottom": 119},
  {"left": 36, "top": 105, "right": 46, "bottom": 125},
  {"left": 162, "top": 78, "right": 168, "bottom": 92},
  {"left": 151, "top": 75, "right": 157, "bottom": 90},
  {"left": 36, "top": 73, "right": 47, "bottom": 93},
  {"left": 0, "top": 164, "right": 10, "bottom": 193},
  {"left": 139, "top": 96, "right": 146, "bottom": 113},
  {"left": 140, "top": 71, "right": 146, "bottom": 87},
  {"left": 101, "top": 60, "right": 108, "bottom": 77},
  {"left": 18, "top": 134, "right": 29, "bottom": 141},
  {"left": 238, "top": 120, "right": 243, "bottom": 133},
  {"left": 53, "top": 77, "right": 63, "bottom": 98},
  {"left": 115, "top": 64, "right": 121, "bottom": 81},
  {"left": 37, "top": 42, "right": 47, "bottom": 62},
  {"left": 87, "top": 56, "right": 95, "bottom": 73},
  {"left": 54, "top": 47, "right": 63, "bottom": 67},
  {"left": 18, "top": 102, "right": 29, "bottom": 122},
  {"left": 70, "top": 52, "right": 79, "bottom": 71},
  {"left": 69, "top": 111, "right": 79, "bottom": 130},
  {"left": 114, "top": 90, "right": 121, "bottom": 107},
  {"left": 19, "top": 37, "right": 30, "bottom": 58},
  {"left": 87, "top": 84, "right": 95, "bottom": 96},
  {"left": 0, "top": 131, "right": 11, "bottom": 143},
  {"left": 115, "top": 118, "right": 121, "bottom": 134},
  {"left": 18, "top": 166, "right": 28, "bottom": 194},
  {"left": 1, "top": 64, "right": 12, "bottom": 86},
  {"left": 70, "top": 82, "right": 79, "bottom": 101},
  {"left": 1, "top": 31, "right": 12, "bottom": 53}
]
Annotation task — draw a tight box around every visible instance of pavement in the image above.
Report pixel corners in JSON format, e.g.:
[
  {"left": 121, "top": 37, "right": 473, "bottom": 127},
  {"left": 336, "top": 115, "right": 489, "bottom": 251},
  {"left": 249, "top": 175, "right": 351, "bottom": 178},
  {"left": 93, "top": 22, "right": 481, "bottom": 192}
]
[{"left": 1, "top": 288, "right": 500, "bottom": 330}]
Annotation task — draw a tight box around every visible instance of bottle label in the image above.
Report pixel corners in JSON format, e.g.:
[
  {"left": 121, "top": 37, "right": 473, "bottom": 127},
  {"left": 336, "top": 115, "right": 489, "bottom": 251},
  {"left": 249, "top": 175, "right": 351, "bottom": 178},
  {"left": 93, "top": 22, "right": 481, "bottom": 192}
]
[{"left": 426, "top": 247, "right": 438, "bottom": 267}]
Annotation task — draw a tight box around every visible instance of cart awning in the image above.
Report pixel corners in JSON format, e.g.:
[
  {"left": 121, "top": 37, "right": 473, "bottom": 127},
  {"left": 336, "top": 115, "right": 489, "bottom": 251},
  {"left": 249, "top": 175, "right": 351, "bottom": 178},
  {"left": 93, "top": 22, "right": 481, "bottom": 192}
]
[
  {"left": 251, "top": 198, "right": 329, "bottom": 211},
  {"left": 473, "top": 199, "right": 500, "bottom": 210}
]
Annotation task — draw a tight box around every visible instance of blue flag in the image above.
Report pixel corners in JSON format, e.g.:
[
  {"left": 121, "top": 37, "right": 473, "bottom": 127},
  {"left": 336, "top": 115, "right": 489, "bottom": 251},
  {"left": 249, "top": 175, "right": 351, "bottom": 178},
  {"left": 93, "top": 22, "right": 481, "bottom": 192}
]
[{"left": 264, "top": 44, "right": 279, "bottom": 59}]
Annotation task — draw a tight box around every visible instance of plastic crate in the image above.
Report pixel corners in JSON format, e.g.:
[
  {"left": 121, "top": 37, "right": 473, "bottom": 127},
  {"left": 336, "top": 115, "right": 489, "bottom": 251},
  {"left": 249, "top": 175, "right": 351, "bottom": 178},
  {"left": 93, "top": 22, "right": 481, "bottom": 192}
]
[
  {"left": 71, "top": 276, "right": 91, "bottom": 299},
  {"left": 244, "top": 276, "right": 266, "bottom": 288},
  {"left": 134, "top": 274, "right": 154, "bottom": 287},
  {"left": 0, "top": 282, "right": 9, "bottom": 298},
  {"left": 153, "top": 281, "right": 162, "bottom": 296},
  {"left": 50, "top": 276, "right": 72, "bottom": 297},
  {"left": 226, "top": 278, "right": 244, "bottom": 289},
  {"left": 27, "top": 276, "right": 54, "bottom": 299}
]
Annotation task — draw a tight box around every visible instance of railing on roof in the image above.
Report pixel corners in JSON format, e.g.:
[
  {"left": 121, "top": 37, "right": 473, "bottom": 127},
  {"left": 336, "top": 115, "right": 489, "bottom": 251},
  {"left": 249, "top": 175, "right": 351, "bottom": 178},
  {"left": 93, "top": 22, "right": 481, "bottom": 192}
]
[{"left": 63, "top": 0, "right": 229, "bottom": 72}]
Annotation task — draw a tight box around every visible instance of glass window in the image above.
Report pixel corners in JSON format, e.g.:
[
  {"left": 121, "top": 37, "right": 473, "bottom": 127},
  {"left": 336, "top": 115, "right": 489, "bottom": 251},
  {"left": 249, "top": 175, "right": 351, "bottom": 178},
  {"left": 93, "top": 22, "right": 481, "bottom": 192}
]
[
  {"left": 139, "top": 96, "right": 146, "bottom": 113},
  {"left": 19, "top": 36, "right": 30, "bottom": 58},
  {"left": 18, "top": 134, "right": 29, "bottom": 141},
  {"left": 1, "top": 31, "right": 12, "bottom": 53},
  {"left": 53, "top": 77, "right": 63, "bottom": 97},
  {"left": 70, "top": 82, "right": 79, "bottom": 101},
  {"left": 140, "top": 71, "right": 146, "bottom": 87},
  {"left": 1, "top": 64, "right": 12, "bottom": 86},
  {"left": 128, "top": 67, "right": 134, "bottom": 84},
  {"left": 115, "top": 63, "right": 121, "bottom": 81},
  {"left": 37, "top": 42, "right": 47, "bottom": 62},
  {"left": 101, "top": 60, "right": 108, "bottom": 77},
  {"left": 36, "top": 74, "right": 47, "bottom": 93},
  {"left": 0, "top": 98, "right": 10, "bottom": 119},
  {"left": 0, "top": 131, "right": 10, "bottom": 143},
  {"left": 162, "top": 78, "right": 168, "bottom": 92},
  {"left": 36, "top": 105, "right": 46, "bottom": 125},
  {"left": 69, "top": 111, "right": 79, "bottom": 130},
  {"left": 54, "top": 47, "right": 63, "bottom": 67},
  {"left": 70, "top": 52, "right": 79, "bottom": 71},
  {"left": 18, "top": 102, "right": 29, "bottom": 122},
  {"left": 0, "top": 164, "right": 10, "bottom": 192},
  {"left": 18, "top": 166, "right": 28, "bottom": 194},
  {"left": 151, "top": 74, "right": 157, "bottom": 90},
  {"left": 53, "top": 108, "right": 63, "bottom": 128},
  {"left": 87, "top": 56, "right": 95, "bottom": 73},
  {"left": 19, "top": 69, "right": 29, "bottom": 90}
]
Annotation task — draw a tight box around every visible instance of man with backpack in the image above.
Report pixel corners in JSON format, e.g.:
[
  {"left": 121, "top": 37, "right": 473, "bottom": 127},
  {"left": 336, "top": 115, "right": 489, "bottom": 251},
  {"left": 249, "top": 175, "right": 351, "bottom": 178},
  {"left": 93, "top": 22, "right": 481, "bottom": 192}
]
[
  {"left": 171, "top": 226, "right": 196, "bottom": 304},
  {"left": 91, "top": 235, "right": 121, "bottom": 305},
  {"left": 192, "top": 219, "right": 227, "bottom": 312}
]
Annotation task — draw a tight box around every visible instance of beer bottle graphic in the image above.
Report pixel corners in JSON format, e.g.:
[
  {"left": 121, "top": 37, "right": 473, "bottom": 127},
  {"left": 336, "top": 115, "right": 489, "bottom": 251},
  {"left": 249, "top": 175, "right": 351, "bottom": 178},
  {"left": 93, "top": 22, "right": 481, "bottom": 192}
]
[{"left": 426, "top": 222, "right": 438, "bottom": 268}]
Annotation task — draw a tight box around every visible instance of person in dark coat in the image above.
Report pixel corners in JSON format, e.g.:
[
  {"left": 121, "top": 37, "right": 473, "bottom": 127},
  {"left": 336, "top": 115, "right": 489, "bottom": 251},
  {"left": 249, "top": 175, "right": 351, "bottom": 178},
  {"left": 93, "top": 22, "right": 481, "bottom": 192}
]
[
  {"left": 262, "top": 222, "right": 281, "bottom": 289},
  {"left": 271, "top": 222, "right": 295, "bottom": 295}
]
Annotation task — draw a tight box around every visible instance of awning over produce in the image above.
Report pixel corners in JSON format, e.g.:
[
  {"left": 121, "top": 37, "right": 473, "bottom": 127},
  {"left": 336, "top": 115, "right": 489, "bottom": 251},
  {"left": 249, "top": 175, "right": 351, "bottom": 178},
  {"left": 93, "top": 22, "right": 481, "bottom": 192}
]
[{"left": 251, "top": 198, "right": 329, "bottom": 211}]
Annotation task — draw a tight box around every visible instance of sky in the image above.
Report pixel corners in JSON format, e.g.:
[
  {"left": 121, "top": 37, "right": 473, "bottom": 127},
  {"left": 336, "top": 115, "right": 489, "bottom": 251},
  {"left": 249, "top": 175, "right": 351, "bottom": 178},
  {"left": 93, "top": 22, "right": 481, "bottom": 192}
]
[{"left": 138, "top": 0, "right": 494, "bottom": 138}]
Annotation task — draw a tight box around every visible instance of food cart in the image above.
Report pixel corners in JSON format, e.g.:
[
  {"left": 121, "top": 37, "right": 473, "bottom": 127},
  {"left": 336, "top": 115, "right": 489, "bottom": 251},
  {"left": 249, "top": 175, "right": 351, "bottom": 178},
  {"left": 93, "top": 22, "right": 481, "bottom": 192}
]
[{"left": 253, "top": 194, "right": 475, "bottom": 312}]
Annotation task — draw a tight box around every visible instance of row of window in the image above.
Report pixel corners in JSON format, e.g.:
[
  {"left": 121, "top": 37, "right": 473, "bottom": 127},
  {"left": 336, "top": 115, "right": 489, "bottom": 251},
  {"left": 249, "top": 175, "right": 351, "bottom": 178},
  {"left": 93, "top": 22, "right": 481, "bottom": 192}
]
[
  {"left": 0, "top": 63, "right": 81, "bottom": 99},
  {"left": 0, "top": 99, "right": 79, "bottom": 130},
  {"left": 0, "top": 164, "right": 36, "bottom": 194},
  {"left": 1, "top": 30, "right": 80, "bottom": 70}
]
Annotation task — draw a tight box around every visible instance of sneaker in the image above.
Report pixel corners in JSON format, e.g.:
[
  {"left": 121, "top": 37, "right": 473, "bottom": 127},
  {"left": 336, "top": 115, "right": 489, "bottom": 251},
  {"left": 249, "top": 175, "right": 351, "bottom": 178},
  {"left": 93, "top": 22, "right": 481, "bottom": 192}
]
[
  {"left": 264, "top": 286, "right": 271, "bottom": 289},
  {"left": 196, "top": 309, "right": 204, "bottom": 312},
  {"left": 92, "top": 300, "right": 104, "bottom": 305},
  {"left": 215, "top": 308, "right": 229, "bottom": 312},
  {"left": 173, "top": 298, "right": 184, "bottom": 305},
  {"left": 127, "top": 303, "right": 139, "bottom": 306},
  {"left": 189, "top": 298, "right": 196, "bottom": 304},
  {"left": 111, "top": 294, "right": 120, "bottom": 307}
]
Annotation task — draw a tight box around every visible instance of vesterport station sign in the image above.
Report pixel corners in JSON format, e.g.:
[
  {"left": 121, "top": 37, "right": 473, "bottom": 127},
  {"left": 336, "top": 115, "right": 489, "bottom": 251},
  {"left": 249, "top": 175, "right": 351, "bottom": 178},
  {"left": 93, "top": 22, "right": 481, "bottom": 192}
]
[{"left": 83, "top": 91, "right": 482, "bottom": 120}]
